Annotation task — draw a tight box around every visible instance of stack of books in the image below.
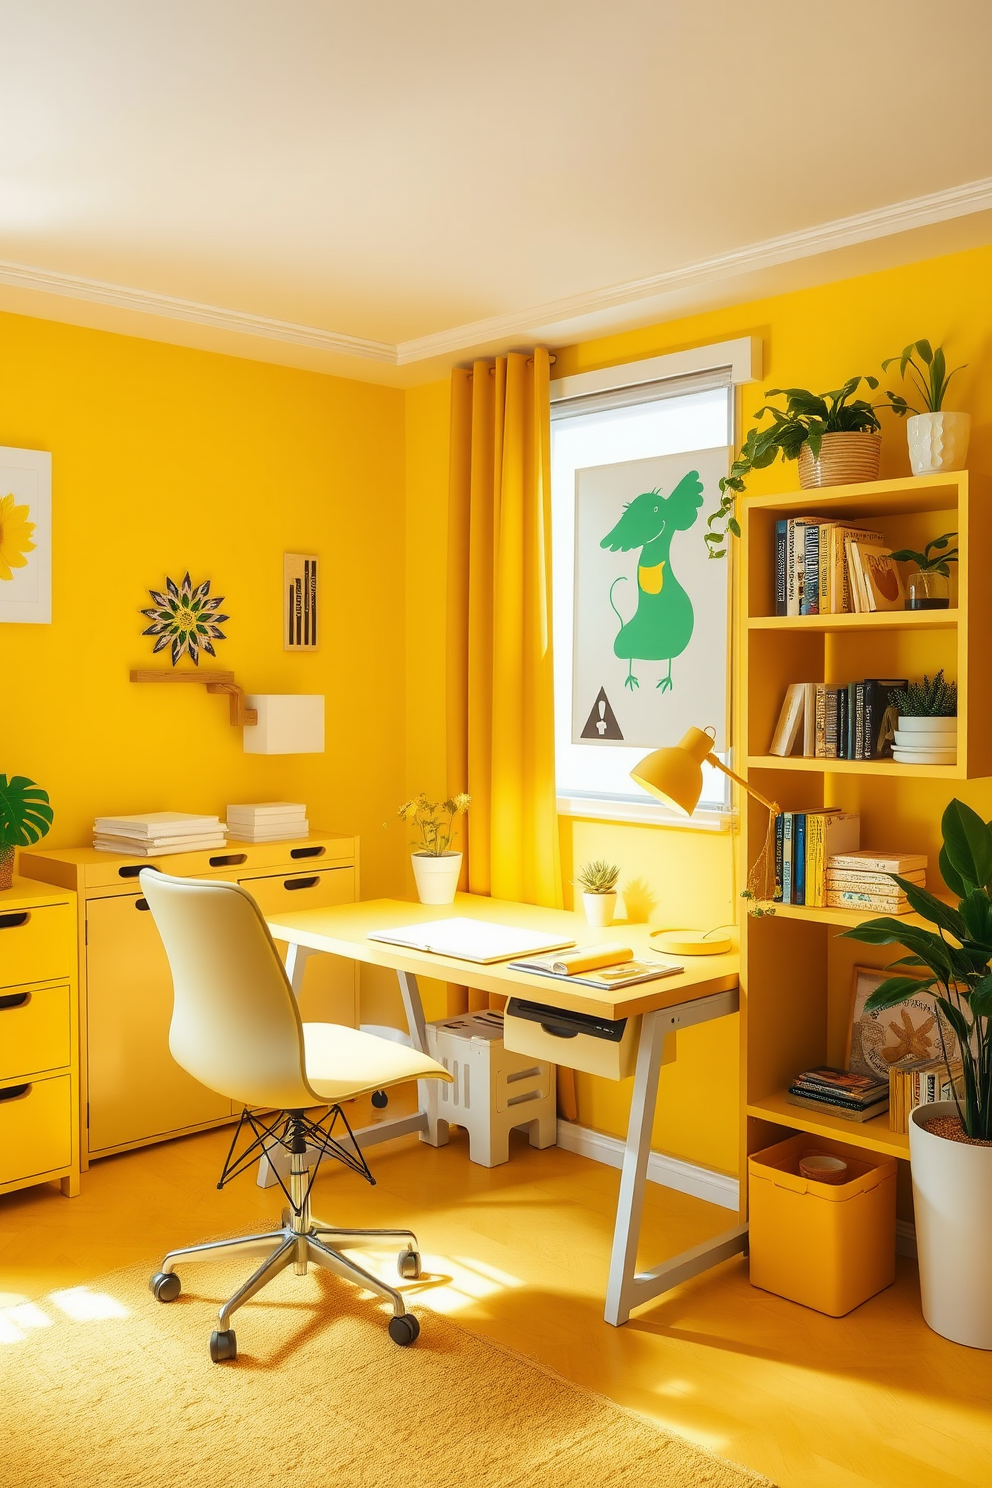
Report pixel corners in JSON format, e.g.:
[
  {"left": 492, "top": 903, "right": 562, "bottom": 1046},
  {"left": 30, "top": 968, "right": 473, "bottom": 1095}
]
[
  {"left": 774, "top": 809, "right": 860, "bottom": 906},
  {"left": 226, "top": 802, "right": 309, "bottom": 843},
  {"left": 774, "top": 518, "right": 906, "bottom": 615},
  {"left": 889, "top": 1059, "right": 963, "bottom": 1133},
  {"left": 769, "top": 677, "right": 905, "bottom": 760},
  {"left": 787, "top": 1065, "right": 889, "bottom": 1123},
  {"left": 825, "top": 850, "right": 927, "bottom": 914},
  {"left": 93, "top": 812, "right": 226, "bottom": 856}
]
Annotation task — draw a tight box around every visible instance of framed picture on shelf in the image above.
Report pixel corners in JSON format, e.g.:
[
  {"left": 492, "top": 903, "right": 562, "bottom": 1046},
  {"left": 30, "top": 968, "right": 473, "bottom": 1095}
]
[{"left": 846, "top": 964, "right": 959, "bottom": 1082}]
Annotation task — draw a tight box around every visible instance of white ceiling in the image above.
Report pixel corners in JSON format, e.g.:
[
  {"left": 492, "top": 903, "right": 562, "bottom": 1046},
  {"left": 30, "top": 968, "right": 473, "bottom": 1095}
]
[{"left": 2, "top": 0, "right": 992, "bottom": 385}]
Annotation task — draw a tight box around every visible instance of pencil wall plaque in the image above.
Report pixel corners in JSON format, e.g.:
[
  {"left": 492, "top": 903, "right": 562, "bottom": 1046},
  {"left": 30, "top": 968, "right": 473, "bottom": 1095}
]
[{"left": 284, "top": 553, "right": 318, "bottom": 651}]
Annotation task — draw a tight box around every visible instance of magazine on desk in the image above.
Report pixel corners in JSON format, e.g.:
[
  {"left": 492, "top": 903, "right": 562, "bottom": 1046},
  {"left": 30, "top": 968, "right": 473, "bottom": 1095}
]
[{"left": 508, "top": 943, "right": 683, "bottom": 990}]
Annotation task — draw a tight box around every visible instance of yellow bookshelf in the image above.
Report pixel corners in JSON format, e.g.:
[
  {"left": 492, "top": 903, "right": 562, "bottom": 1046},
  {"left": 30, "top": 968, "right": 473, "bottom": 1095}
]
[{"left": 738, "top": 469, "right": 991, "bottom": 1176}]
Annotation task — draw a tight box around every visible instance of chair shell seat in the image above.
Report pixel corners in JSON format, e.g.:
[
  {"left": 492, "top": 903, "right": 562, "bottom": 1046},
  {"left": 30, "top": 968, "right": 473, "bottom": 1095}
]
[{"left": 303, "top": 1022, "right": 452, "bottom": 1103}]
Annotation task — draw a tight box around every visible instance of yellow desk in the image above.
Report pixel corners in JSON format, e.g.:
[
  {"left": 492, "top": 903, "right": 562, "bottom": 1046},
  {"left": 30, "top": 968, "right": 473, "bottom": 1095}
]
[{"left": 267, "top": 892, "right": 743, "bottom": 1326}]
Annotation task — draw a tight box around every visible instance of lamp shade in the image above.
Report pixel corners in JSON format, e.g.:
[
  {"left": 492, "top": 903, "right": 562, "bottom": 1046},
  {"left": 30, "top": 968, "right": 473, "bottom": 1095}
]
[{"left": 630, "top": 726, "right": 716, "bottom": 815}]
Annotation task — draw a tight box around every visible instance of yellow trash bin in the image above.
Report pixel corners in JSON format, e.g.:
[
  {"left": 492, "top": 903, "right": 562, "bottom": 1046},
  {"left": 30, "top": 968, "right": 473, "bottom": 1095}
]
[{"left": 748, "top": 1132, "right": 896, "bottom": 1316}]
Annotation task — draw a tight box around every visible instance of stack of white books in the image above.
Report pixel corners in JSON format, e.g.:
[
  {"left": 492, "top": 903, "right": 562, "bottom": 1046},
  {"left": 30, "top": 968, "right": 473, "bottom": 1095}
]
[
  {"left": 226, "top": 802, "right": 309, "bottom": 843},
  {"left": 93, "top": 811, "right": 227, "bottom": 857}
]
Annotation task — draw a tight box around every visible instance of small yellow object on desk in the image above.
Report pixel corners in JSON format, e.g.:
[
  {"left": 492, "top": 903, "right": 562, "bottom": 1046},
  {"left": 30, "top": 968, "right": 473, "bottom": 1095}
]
[
  {"left": 550, "top": 944, "right": 634, "bottom": 975},
  {"left": 651, "top": 929, "right": 734, "bottom": 957}
]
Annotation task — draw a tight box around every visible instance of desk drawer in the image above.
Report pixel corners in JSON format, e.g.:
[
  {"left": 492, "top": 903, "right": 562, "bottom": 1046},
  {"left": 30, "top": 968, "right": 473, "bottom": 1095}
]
[
  {"left": 0, "top": 903, "right": 75, "bottom": 989},
  {"left": 0, "top": 1073, "right": 72, "bottom": 1184},
  {"left": 238, "top": 866, "right": 355, "bottom": 916},
  {"left": 504, "top": 998, "right": 647, "bottom": 1080},
  {"left": 0, "top": 982, "right": 71, "bottom": 1080}
]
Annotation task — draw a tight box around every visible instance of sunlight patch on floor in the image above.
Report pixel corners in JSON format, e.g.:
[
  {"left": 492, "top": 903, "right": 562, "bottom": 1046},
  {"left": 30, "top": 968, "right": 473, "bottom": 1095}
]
[
  {"left": 342, "top": 1247, "right": 525, "bottom": 1314},
  {"left": 651, "top": 1415, "right": 729, "bottom": 1455},
  {"left": 49, "top": 1287, "right": 130, "bottom": 1322}
]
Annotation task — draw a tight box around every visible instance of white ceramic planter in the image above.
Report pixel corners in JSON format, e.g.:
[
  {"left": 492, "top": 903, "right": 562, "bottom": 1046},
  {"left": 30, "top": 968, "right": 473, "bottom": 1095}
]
[
  {"left": 909, "top": 1100, "right": 992, "bottom": 1348},
  {"left": 907, "top": 412, "right": 971, "bottom": 476},
  {"left": 582, "top": 891, "right": 616, "bottom": 927},
  {"left": 893, "top": 715, "right": 957, "bottom": 765},
  {"left": 411, "top": 851, "right": 462, "bottom": 905}
]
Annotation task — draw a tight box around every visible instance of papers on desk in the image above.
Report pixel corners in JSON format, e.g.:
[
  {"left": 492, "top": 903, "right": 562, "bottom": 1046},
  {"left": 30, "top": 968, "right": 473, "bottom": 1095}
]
[
  {"left": 508, "top": 944, "right": 683, "bottom": 989},
  {"left": 366, "top": 917, "right": 575, "bottom": 965}
]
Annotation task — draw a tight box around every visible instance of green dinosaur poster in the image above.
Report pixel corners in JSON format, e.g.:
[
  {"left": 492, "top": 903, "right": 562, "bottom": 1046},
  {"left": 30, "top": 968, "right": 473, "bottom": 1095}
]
[{"left": 571, "top": 447, "right": 729, "bottom": 751}]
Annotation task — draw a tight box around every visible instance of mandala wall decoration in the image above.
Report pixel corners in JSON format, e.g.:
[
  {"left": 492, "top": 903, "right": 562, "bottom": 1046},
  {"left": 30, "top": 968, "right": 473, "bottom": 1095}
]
[{"left": 141, "top": 572, "right": 229, "bottom": 666}]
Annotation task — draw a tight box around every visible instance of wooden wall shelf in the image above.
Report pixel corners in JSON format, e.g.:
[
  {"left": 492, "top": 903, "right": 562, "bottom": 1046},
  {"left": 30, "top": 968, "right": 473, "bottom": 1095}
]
[{"left": 130, "top": 669, "right": 258, "bottom": 727}]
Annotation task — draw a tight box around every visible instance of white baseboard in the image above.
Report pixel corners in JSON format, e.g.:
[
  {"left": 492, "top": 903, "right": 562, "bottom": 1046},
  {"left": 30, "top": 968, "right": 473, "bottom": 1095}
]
[{"left": 556, "top": 1120, "right": 739, "bottom": 1211}]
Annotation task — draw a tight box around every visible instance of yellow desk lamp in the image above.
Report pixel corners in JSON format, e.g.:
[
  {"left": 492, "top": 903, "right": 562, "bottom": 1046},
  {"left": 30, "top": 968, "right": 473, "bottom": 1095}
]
[{"left": 631, "top": 725, "right": 780, "bottom": 955}]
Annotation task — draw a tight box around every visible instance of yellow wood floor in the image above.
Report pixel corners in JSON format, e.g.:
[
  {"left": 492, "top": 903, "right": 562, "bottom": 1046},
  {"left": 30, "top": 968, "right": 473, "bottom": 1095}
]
[{"left": 2, "top": 1108, "right": 990, "bottom": 1488}]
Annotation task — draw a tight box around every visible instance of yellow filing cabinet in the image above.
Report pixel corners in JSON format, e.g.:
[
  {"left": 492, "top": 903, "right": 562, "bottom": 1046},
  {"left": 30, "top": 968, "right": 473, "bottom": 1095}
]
[
  {"left": 20, "top": 831, "right": 358, "bottom": 1166},
  {"left": 0, "top": 877, "right": 80, "bottom": 1198}
]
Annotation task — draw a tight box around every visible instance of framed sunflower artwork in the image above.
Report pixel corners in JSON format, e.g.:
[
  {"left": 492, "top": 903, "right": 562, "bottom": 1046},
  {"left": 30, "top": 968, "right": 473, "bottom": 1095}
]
[
  {"left": 141, "top": 573, "right": 229, "bottom": 666},
  {"left": 846, "top": 964, "right": 960, "bottom": 1082},
  {"left": 0, "top": 446, "right": 51, "bottom": 625}
]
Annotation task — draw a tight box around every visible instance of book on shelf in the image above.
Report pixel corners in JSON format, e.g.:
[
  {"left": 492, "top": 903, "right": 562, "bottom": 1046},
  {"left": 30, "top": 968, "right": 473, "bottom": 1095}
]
[
  {"left": 774, "top": 520, "right": 884, "bottom": 616},
  {"left": 828, "top": 850, "right": 927, "bottom": 875},
  {"left": 825, "top": 889, "right": 912, "bottom": 914},
  {"left": 768, "top": 677, "right": 905, "bottom": 759},
  {"left": 791, "top": 1066, "right": 888, "bottom": 1102},
  {"left": 805, "top": 811, "right": 860, "bottom": 906},
  {"left": 774, "top": 808, "right": 858, "bottom": 906},
  {"left": 889, "top": 1059, "right": 964, "bottom": 1134},
  {"left": 853, "top": 544, "right": 907, "bottom": 612},
  {"left": 825, "top": 868, "right": 925, "bottom": 890},
  {"left": 769, "top": 682, "right": 806, "bottom": 755},
  {"left": 786, "top": 1087, "right": 889, "bottom": 1123}
]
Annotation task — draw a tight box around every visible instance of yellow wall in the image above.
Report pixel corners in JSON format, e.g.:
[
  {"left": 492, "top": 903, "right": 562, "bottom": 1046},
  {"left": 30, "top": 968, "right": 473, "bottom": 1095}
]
[
  {"left": 0, "top": 310, "right": 408, "bottom": 932},
  {"left": 403, "top": 241, "right": 992, "bottom": 1177}
]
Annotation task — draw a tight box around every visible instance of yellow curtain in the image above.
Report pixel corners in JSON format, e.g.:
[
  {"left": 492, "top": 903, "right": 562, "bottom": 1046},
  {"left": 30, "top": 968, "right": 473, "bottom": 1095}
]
[{"left": 447, "top": 348, "right": 577, "bottom": 1120}]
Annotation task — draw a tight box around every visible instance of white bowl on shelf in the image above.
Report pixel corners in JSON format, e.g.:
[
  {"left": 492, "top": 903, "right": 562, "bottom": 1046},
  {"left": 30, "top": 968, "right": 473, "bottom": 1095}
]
[
  {"left": 892, "top": 747, "right": 957, "bottom": 765},
  {"left": 894, "top": 729, "right": 956, "bottom": 747}
]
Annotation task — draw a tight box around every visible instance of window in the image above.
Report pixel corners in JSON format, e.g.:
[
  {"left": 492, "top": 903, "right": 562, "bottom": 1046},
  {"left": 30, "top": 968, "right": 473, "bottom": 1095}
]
[{"left": 551, "top": 340, "right": 759, "bottom": 824}]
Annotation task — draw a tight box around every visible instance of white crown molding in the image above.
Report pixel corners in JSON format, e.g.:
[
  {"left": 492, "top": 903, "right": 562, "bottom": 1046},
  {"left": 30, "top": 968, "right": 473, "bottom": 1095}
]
[
  {"left": 0, "top": 259, "right": 396, "bottom": 364},
  {"left": 397, "top": 174, "right": 992, "bottom": 363},
  {"left": 3, "top": 174, "right": 992, "bottom": 372}
]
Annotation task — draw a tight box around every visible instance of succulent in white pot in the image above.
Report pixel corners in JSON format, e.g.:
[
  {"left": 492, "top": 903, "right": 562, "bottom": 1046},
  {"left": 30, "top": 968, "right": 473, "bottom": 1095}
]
[
  {"left": 395, "top": 791, "right": 470, "bottom": 905},
  {"left": 843, "top": 800, "right": 992, "bottom": 1347},
  {"left": 890, "top": 672, "right": 957, "bottom": 766},
  {"left": 882, "top": 340, "right": 969, "bottom": 476},
  {"left": 576, "top": 859, "right": 620, "bottom": 926}
]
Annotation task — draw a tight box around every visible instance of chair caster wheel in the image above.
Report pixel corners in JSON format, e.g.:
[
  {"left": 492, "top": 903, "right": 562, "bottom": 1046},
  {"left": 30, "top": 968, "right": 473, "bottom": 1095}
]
[
  {"left": 371, "top": 1090, "right": 389, "bottom": 1109},
  {"left": 397, "top": 1248, "right": 422, "bottom": 1280},
  {"left": 209, "top": 1329, "right": 238, "bottom": 1363},
  {"left": 388, "top": 1313, "right": 420, "bottom": 1346},
  {"left": 150, "top": 1271, "right": 181, "bottom": 1302}
]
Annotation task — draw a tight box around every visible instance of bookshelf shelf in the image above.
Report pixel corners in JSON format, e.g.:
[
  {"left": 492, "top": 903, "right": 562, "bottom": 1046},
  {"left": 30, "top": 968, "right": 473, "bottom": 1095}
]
[
  {"left": 747, "top": 610, "right": 958, "bottom": 633},
  {"left": 739, "top": 468, "right": 991, "bottom": 1222},
  {"left": 746, "top": 1093, "right": 909, "bottom": 1161},
  {"left": 747, "top": 754, "right": 964, "bottom": 779}
]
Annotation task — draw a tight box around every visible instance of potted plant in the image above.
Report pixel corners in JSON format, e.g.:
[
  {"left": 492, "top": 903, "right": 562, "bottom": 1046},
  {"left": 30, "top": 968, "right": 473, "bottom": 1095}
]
[
  {"left": 706, "top": 377, "right": 882, "bottom": 556},
  {"left": 841, "top": 799, "right": 992, "bottom": 1348},
  {"left": 397, "top": 792, "right": 470, "bottom": 905},
  {"left": 882, "top": 340, "right": 969, "bottom": 476},
  {"left": 576, "top": 859, "right": 620, "bottom": 926},
  {"left": 0, "top": 774, "right": 53, "bottom": 890},
  {"left": 890, "top": 671, "right": 957, "bottom": 766},
  {"left": 889, "top": 531, "right": 958, "bottom": 611}
]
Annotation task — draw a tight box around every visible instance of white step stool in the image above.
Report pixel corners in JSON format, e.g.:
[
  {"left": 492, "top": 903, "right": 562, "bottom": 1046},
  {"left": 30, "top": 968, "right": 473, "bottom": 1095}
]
[{"left": 425, "top": 1009, "right": 557, "bottom": 1167}]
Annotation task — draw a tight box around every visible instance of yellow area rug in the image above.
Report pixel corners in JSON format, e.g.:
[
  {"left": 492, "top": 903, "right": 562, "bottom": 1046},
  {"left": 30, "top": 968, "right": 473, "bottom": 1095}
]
[{"left": 1, "top": 1252, "right": 773, "bottom": 1488}]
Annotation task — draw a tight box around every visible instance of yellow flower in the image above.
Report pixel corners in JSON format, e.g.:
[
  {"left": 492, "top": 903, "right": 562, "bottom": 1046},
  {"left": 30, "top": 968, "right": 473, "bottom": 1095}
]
[{"left": 0, "top": 493, "right": 36, "bottom": 582}]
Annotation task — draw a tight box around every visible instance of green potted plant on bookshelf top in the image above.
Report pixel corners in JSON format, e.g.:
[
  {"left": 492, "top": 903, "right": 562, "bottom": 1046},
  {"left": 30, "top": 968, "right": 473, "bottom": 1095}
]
[
  {"left": 706, "top": 377, "right": 882, "bottom": 557},
  {"left": 890, "top": 671, "right": 957, "bottom": 766},
  {"left": 882, "top": 339, "right": 969, "bottom": 476},
  {"left": 576, "top": 859, "right": 620, "bottom": 926},
  {"left": 0, "top": 774, "right": 53, "bottom": 890},
  {"left": 840, "top": 798, "right": 992, "bottom": 1348}
]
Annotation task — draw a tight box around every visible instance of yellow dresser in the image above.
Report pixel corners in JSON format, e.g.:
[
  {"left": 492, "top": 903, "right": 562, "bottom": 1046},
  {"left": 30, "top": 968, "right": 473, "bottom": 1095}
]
[
  {"left": 0, "top": 877, "right": 80, "bottom": 1198},
  {"left": 20, "top": 832, "right": 358, "bottom": 1168}
]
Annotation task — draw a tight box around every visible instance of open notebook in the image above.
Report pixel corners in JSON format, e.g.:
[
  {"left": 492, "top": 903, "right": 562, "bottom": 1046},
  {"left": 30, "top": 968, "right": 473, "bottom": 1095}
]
[{"left": 366, "top": 917, "right": 575, "bottom": 965}]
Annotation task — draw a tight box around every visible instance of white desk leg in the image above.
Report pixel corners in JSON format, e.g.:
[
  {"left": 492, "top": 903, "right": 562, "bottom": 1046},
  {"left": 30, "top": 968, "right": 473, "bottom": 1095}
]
[
  {"left": 284, "top": 942, "right": 315, "bottom": 997},
  {"left": 605, "top": 997, "right": 747, "bottom": 1326},
  {"left": 396, "top": 969, "right": 448, "bottom": 1148}
]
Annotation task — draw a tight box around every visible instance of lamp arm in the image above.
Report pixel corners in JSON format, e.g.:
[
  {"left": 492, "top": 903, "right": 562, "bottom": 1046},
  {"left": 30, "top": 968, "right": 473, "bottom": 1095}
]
[{"left": 705, "top": 754, "right": 781, "bottom": 816}]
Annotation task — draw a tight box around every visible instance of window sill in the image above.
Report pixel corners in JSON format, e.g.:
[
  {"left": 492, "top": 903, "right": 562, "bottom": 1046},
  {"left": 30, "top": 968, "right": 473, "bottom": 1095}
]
[{"left": 556, "top": 795, "right": 734, "bottom": 832}]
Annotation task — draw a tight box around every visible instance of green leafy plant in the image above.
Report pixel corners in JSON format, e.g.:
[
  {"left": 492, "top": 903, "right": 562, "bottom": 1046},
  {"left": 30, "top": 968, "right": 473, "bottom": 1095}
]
[
  {"left": 841, "top": 799, "right": 992, "bottom": 1141},
  {"left": 576, "top": 859, "right": 620, "bottom": 894},
  {"left": 395, "top": 792, "right": 470, "bottom": 856},
  {"left": 882, "top": 340, "right": 966, "bottom": 417},
  {"left": 889, "top": 531, "right": 959, "bottom": 576},
  {"left": 891, "top": 669, "right": 957, "bottom": 719},
  {"left": 0, "top": 774, "right": 53, "bottom": 849},
  {"left": 706, "top": 378, "right": 881, "bottom": 557}
]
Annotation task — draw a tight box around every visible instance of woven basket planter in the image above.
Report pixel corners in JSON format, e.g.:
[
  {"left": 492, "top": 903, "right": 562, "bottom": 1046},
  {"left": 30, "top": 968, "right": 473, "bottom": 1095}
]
[{"left": 797, "top": 431, "right": 882, "bottom": 489}]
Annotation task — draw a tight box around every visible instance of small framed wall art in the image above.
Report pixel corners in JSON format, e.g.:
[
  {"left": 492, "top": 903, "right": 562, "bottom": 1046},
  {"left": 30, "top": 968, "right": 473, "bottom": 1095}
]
[
  {"left": 846, "top": 964, "right": 959, "bottom": 1080},
  {"left": 0, "top": 446, "right": 51, "bottom": 624},
  {"left": 284, "top": 552, "right": 319, "bottom": 650}
]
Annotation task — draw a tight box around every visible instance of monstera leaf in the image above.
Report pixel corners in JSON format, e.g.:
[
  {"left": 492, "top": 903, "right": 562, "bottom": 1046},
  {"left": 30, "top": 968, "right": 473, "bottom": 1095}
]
[{"left": 0, "top": 774, "right": 53, "bottom": 848}]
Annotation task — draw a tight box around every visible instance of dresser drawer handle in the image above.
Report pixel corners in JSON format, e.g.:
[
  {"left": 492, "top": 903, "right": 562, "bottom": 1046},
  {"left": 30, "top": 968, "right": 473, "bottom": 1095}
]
[
  {"left": 210, "top": 853, "right": 247, "bottom": 867},
  {"left": 135, "top": 898, "right": 150, "bottom": 912},
  {"left": 118, "top": 864, "right": 143, "bottom": 879},
  {"left": 284, "top": 876, "right": 319, "bottom": 891},
  {"left": 290, "top": 845, "right": 324, "bottom": 859},
  {"left": 0, "top": 991, "right": 30, "bottom": 1011},
  {"left": 0, "top": 911, "right": 29, "bottom": 930},
  {"left": 0, "top": 1083, "right": 30, "bottom": 1102}
]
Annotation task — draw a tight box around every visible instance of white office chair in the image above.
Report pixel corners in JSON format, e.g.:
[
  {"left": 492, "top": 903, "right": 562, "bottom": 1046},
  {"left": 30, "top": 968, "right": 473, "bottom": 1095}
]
[{"left": 139, "top": 870, "right": 453, "bottom": 1362}]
